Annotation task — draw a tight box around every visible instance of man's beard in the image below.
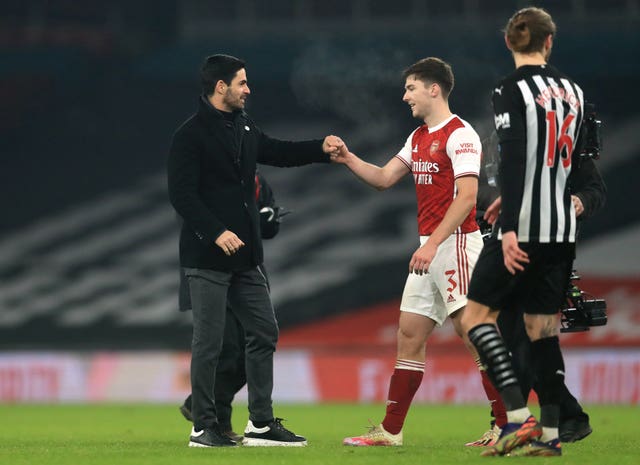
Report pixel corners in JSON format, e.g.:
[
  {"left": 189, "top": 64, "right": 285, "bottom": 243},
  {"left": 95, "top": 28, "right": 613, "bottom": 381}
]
[{"left": 224, "top": 92, "right": 244, "bottom": 111}]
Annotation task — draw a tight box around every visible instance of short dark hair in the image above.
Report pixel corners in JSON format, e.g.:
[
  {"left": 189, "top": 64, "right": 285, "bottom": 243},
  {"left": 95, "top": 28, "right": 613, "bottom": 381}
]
[
  {"left": 200, "top": 54, "right": 245, "bottom": 96},
  {"left": 403, "top": 57, "right": 454, "bottom": 99}
]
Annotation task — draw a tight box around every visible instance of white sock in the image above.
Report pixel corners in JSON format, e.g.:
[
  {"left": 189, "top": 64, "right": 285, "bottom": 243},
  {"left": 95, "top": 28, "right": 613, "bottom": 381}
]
[
  {"left": 541, "top": 427, "right": 559, "bottom": 442},
  {"left": 506, "top": 407, "right": 531, "bottom": 424}
]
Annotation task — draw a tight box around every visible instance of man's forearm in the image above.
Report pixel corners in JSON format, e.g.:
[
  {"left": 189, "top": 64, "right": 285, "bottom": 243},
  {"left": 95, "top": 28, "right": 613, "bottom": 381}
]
[{"left": 345, "top": 156, "right": 390, "bottom": 191}]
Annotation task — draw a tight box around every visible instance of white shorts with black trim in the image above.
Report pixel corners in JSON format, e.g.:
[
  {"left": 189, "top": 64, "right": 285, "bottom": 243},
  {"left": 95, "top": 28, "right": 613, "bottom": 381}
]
[{"left": 399, "top": 231, "right": 483, "bottom": 326}]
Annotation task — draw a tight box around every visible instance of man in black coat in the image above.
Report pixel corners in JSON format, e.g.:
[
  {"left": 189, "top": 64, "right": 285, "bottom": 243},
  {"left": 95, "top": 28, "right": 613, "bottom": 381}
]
[
  {"left": 178, "top": 172, "right": 283, "bottom": 443},
  {"left": 167, "top": 54, "right": 343, "bottom": 448}
]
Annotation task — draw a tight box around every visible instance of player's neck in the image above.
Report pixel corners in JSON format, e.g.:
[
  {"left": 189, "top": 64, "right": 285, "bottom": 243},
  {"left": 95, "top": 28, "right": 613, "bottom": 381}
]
[
  {"left": 423, "top": 105, "right": 452, "bottom": 129},
  {"left": 513, "top": 52, "right": 547, "bottom": 68}
]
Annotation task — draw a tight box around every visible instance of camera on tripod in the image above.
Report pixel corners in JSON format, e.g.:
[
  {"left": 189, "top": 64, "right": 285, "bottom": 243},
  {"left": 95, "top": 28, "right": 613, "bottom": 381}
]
[
  {"left": 578, "top": 102, "right": 602, "bottom": 160},
  {"left": 560, "top": 271, "right": 607, "bottom": 333}
]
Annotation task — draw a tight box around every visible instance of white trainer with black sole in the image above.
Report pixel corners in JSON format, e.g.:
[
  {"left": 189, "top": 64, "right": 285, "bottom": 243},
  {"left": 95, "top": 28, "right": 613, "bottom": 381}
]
[{"left": 242, "top": 418, "right": 307, "bottom": 447}]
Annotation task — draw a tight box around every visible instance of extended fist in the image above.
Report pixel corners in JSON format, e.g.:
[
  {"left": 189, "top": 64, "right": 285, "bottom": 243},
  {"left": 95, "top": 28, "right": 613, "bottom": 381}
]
[{"left": 323, "top": 135, "right": 344, "bottom": 157}]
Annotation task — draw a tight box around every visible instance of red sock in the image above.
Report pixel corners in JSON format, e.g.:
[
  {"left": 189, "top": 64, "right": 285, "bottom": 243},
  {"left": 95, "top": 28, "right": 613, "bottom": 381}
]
[
  {"left": 381, "top": 360, "right": 424, "bottom": 434},
  {"left": 480, "top": 369, "right": 507, "bottom": 428}
]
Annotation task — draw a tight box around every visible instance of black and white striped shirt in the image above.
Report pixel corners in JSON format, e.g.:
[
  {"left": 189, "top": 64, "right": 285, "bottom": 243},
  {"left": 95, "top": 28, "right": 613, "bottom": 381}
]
[{"left": 492, "top": 64, "right": 584, "bottom": 243}]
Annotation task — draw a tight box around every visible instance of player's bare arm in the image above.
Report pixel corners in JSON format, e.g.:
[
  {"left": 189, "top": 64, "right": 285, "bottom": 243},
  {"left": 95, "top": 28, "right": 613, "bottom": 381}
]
[
  {"left": 484, "top": 196, "right": 502, "bottom": 225},
  {"left": 335, "top": 143, "right": 408, "bottom": 191},
  {"left": 409, "top": 175, "right": 478, "bottom": 275}
]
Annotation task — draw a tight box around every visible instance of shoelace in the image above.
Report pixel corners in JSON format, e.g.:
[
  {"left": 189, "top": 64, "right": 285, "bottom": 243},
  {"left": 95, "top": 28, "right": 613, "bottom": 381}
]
[
  {"left": 360, "top": 420, "right": 384, "bottom": 437},
  {"left": 272, "top": 418, "right": 295, "bottom": 435},
  {"left": 479, "top": 428, "right": 498, "bottom": 443}
]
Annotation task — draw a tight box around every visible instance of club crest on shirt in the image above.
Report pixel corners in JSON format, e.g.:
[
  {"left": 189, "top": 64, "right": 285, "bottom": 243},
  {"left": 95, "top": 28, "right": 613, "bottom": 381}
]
[{"left": 430, "top": 140, "right": 440, "bottom": 154}]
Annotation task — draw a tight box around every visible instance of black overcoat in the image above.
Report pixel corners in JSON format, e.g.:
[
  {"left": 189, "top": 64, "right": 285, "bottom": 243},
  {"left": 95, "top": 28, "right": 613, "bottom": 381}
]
[{"left": 168, "top": 97, "right": 329, "bottom": 271}]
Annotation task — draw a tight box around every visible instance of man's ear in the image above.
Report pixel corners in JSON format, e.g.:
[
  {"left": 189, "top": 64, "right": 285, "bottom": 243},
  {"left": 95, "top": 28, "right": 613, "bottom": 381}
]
[
  {"left": 216, "top": 80, "right": 227, "bottom": 95},
  {"left": 544, "top": 34, "right": 553, "bottom": 51}
]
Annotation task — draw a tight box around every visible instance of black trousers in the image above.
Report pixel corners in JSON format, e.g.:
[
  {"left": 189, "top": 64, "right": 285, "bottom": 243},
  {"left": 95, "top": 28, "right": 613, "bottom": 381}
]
[
  {"left": 498, "top": 309, "right": 586, "bottom": 421},
  {"left": 184, "top": 266, "right": 278, "bottom": 430}
]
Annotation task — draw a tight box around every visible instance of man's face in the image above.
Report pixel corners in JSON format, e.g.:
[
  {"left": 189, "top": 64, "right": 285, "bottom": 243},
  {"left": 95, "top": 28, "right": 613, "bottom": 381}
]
[
  {"left": 222, "top": 68, "right": 251, "bottom": 111},
  {"left": 403, "top": 75, "right": 433, "bottom": 121}
]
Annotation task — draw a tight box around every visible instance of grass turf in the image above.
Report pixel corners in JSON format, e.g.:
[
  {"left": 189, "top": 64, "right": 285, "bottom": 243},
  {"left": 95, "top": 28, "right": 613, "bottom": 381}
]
[{"left": 0, "top": 404, "right": 637, "bottom": 464}]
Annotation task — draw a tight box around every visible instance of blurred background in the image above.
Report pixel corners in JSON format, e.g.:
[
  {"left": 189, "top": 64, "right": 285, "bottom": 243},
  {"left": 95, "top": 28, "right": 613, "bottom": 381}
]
[{"left": 1, "top": 0, "right": 638, "bottom": 404}]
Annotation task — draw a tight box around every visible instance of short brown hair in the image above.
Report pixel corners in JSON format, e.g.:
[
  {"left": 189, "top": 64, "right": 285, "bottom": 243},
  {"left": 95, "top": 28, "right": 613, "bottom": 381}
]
[
  {"left": 403, "top": 57, "right": 454, "bottom": 99},
  {"left": 504, "top": 7, "right": 556, "bottom": 54}
]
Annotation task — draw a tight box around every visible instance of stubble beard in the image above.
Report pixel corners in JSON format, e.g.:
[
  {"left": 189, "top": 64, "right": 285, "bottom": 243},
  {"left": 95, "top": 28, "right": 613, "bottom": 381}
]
[{"left": 224, "top": 91, "right": 245, "bottom": 111}]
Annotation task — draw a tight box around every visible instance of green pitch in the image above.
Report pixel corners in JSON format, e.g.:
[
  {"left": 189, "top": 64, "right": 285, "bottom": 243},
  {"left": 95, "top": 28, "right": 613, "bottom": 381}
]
[{"left": 1, "top": 404, "right": 637, "bottom": 464}]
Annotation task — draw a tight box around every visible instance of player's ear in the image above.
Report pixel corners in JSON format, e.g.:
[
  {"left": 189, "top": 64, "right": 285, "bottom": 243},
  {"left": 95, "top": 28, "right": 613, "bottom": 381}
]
[{"left": 504, "top": 34, "right": 512, "bottom": 51}]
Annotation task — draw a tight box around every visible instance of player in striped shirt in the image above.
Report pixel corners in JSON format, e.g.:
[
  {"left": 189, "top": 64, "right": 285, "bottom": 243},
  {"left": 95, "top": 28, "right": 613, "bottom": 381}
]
[{"left": 461, "top": 7, "right": 584, "bottom": 457}]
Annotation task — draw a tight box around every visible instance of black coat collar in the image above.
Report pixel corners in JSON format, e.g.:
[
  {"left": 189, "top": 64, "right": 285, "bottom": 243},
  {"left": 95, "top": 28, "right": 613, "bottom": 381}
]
[
  {"left": 197, "top": 95, "right": 246, "bottom": 124},
  {"left": 197, "top": 96, "right": 248, "bottom": 165}
]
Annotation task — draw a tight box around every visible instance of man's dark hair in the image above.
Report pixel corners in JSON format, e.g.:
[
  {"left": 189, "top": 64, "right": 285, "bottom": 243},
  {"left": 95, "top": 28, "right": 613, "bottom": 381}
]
[
  {"left": 403, "top": 57, "right": 454, "bottom": 99},
  {"left": 200, "top": 54, "right": 245, "bottom": 96}
]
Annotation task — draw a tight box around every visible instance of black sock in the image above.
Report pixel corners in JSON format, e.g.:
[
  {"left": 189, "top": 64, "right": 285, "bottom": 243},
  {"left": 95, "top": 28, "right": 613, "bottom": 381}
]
[
  {"left": 469, "top": 323, "right": 526, "bottom": 411},
  {"left": 531, "top": 336, "right": 565, "bottom": 429}
]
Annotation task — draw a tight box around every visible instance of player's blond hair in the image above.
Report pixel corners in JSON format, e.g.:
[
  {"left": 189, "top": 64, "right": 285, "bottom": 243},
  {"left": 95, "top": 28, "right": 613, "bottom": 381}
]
[{"left": 504, "top": 7, "right": 556, "bottom": 54}]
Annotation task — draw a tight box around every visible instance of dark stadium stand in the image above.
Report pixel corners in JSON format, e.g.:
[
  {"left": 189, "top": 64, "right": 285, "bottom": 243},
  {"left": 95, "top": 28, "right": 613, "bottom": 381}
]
[{"left": 1, "top": 0, "right": 638, "bottom": 350}]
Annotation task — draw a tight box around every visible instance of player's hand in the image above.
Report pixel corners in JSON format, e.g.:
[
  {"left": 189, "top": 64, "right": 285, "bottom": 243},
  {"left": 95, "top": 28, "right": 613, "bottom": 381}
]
[
  {"left": 409, "top": 241, "right": 437, "bottom": 275},
  {"left": 215, "top": 230, "right": 245, "bottom": 256},
  {"left": 484, "top": 196, "right": 502, "bottom": 225},
  {"left": 571, "top": 195, "right": 584, "bottom": 217},
  {"left": 323, "top": 135, "right": 344, "bottom": 157},
  {"left": 330, "top": 142, "right": 352, "bottom": 164},
  {"left": 501, "top": 231, "right": 528, "bottom": 274}
]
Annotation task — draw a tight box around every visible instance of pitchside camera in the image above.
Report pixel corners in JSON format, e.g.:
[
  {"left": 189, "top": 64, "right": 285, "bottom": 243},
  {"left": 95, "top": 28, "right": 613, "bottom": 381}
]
[
  {"left": 578, "top": 102, "right": 602, "bottom": 160},
  {"left": 560, "top": 272, "right": 607, "bottom": 333}
]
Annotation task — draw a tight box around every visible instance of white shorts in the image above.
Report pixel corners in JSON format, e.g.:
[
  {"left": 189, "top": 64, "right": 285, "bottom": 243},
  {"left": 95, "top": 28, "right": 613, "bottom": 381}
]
[{"left": 399, "top": 231, "right": 483, "bottom": 326}]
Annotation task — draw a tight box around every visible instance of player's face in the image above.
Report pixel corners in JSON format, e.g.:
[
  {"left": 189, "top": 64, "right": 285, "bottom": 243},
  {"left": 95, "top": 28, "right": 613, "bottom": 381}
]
[
  {"left": 403, "top": 75, "right": 433, "bottom": 121},
  {"left": 222, "top": 68, "right": 251, "bottom": 111}
]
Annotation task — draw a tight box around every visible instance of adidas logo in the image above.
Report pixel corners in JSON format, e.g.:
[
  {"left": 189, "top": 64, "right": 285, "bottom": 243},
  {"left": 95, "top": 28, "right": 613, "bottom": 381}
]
[
  {"left": 412, "top": 145, "right": 418, "bottom": 153},
  {"left": 447, "top": 294, "right": 456, "bottom": 303}
]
